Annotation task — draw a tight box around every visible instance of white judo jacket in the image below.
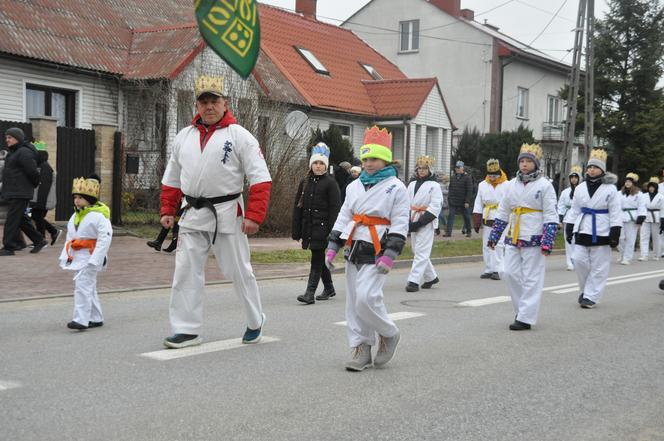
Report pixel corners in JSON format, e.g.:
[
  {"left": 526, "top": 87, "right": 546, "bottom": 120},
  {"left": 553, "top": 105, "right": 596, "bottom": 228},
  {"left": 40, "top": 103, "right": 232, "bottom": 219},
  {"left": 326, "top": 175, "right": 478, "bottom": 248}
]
[
  {"left": 557, "top": 187, "right": 575, "bottom": 223},
  {"left": 495, "top": 176, "right": 558, "bottom": 241},
  {"left": 619, "top": 191, "right": 646, "bottom": 223},
  {"left": 162, "top": 119, "right": 271, "bottom": 234},
  {"left": 407, "top": 179, "right": 443, "bottom": 223},
  {"left": 59, "top": 208, "right": 113, "bottom": 271},
  {"left": 473, "top": 179, "right": 507, "bottom": 222},
  {"left": 568, "top": 175, "right": 622, "bottom": 237},
  {"left": 642, "top": 192, "right": 664, "bottom": 223},
  {"left": 333, "top": 176, "right": 409, "bottom": 244}
]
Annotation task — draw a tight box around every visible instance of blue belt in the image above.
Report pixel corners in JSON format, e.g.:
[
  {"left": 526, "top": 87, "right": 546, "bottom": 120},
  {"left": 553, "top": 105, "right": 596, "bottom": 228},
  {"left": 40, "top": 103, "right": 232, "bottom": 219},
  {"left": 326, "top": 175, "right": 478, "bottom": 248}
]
[{"left": 581, "top": 207, "right": 609, "bottom": 243}]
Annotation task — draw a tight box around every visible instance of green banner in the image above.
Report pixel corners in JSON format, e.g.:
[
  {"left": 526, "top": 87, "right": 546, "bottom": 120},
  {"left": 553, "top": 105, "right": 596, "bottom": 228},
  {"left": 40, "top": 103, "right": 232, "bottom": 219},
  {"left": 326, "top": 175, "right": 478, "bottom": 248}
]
[{"left": 195, "top": 0, "right": 260, "bottom": 79}]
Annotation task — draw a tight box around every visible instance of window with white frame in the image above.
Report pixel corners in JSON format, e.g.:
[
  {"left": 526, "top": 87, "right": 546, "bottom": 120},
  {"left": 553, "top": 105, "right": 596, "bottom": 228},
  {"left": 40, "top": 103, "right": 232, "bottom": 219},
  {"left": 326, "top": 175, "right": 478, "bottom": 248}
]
[
  {"left": 295, "top": 47, "right": 329, "bottom": 75},
  {"left": 360, "top": 62, "right": 383, "bottom": 80},
  {"left": 546, "top": 95, "right": 561, "bottom": 123},
  {"left": 399, "top": 20, "right": 419, "bottom": 52},
  {"left": 26, "top": 83, "right": 76, "bottom": 127},
  {"left": 516, "top": 87, "right": 529, "bottom": 119},
  {"left": 329, "top": 123, "right": 352, "bottom": 140}
]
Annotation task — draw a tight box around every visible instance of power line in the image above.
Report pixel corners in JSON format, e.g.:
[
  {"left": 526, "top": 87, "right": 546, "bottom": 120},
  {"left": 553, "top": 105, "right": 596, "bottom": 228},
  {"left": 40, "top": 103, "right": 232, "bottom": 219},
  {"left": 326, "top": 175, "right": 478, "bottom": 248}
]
[
  {"left": 420, "top": 0, "right": 517, "bottom": 32},
  {"left": 515, "top": 0, "right": 576, "bottom": 23},
  {"left": 527, "top": 0, "right": 569, "bottom": 47}
]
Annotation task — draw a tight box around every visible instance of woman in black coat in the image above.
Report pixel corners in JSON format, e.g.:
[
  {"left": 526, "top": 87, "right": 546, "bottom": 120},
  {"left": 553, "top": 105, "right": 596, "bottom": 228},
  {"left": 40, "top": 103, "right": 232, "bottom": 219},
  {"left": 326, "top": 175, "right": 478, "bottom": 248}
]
[
  {"left": 292, "top": 143, "right": 341, "bottom": 304},
  {"left": 31, "top": 150, "right": 60, "bottom": 244}
]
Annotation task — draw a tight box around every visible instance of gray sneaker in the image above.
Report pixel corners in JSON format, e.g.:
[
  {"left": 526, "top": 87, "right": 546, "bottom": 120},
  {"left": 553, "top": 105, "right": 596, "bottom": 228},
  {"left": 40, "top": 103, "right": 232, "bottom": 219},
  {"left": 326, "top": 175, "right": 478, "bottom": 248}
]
[
  {"left": 374, "top": 331, "right": 400, "bottom": 367},
  {"left": 345, "top": 343, "right": 372, "bottom": 371}
]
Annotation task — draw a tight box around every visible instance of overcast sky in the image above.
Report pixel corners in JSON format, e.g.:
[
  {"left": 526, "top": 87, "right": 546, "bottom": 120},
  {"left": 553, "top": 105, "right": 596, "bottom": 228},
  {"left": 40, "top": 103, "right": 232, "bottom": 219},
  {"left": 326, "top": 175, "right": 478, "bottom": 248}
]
[{"left": 258, "top": 0, "right": 610, "bottom": 61}]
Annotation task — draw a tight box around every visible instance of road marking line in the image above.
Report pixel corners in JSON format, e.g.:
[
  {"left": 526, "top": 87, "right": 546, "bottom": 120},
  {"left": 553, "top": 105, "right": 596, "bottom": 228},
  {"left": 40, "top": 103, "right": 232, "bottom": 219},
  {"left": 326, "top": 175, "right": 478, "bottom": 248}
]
[
  {"left": 553, "top": 272, "right": 664, "bottom": 294},
  {"left": 543, "top": 269, "right": 664, "bottom": 292},
  {"left": 140, "top": 336, "right": 280, "bottom": 361},
  {"left": 458, "top": 296, "right": 511, "bottom": 307},
  {"left": 334, "top": 311, "right": 425, "bottom": 326},
  {"left": 0, "top": 381, "right": 21, "bottom": 391}
]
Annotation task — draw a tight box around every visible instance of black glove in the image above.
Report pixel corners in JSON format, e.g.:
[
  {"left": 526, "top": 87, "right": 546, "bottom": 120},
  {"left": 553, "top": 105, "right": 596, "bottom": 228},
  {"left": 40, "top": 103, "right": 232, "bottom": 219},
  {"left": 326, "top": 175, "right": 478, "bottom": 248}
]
[
  {"left": 636, "top": 215, "right": 646, "bottom": 225},
  {"left": 487, "top": 240, "right": 496, "bottom": 249},
  {"left": 660, "top": 221, "right": 664, "bottom": 235},
  {"left": 558, "top": 214, "right": 564, "bottom": 224},
  {"left": 408, "top": 221, "right": 420, "bottom": 233},
  {"left": 609, "top": 226, "right": 621, "bottom": 248},
  {"left": 565, "top": 223, "right": 574, "bottom": 244}
]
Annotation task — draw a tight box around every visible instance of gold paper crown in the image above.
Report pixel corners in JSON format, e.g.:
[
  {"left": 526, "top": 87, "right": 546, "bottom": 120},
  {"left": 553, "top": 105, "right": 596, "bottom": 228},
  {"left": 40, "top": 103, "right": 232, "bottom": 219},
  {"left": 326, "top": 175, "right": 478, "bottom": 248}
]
[
  {"left": 519, "top": 143, "right": 542, "bottom": 160},
  {"left": 195, "top": 75, "right": 224, "bottom": 98},
  {"left": 570, "top": 165, "right": 582, "bottom": 176},
  {"left": 625, "top": 172, "right": 639, "bottom": 182},
  {"left": 486, "top": 158, "right": 500, "bottom": 173},
  {"left": 649, "top": 176, "right": 660, "bottom": 185},
  {"left": 72, "top": 177, "right": 100, "bottom": 199},
  {"left": 416, "top": 155, "right": 434, "bottom": 168},
  {"left": 589, "top": 149, "right": 608, "bottom": 163},
  {"left": 362, "top": 126, "right": 392, "bottom": 149}
]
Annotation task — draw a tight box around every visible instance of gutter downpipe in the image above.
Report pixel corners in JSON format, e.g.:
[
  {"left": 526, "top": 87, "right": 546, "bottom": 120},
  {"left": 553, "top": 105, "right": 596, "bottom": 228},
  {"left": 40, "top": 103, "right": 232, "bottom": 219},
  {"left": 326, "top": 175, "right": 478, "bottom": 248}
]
[{"left": 498, "top": 55, "right": 516, "bottom": 132}]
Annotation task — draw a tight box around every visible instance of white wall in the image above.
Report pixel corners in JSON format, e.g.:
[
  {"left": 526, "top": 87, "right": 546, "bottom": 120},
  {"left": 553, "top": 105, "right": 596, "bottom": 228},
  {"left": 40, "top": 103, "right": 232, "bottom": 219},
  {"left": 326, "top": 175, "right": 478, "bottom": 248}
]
[
  {"left": 0, "top": 57, "right": 118, "bottom": 128},
  {"left": 344, "top": 0, "right": 493, "bottom": 133},
  {"left": 501, "top": 59, "right": 569, "bottom": 140}
]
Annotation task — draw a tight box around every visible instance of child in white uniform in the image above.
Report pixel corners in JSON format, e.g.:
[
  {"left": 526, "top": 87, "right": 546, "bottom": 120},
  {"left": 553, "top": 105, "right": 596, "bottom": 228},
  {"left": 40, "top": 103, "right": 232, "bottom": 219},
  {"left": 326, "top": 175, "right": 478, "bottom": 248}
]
[
  {"left": 406, "top": 155, "right": 443, "bottom": 292},
  {"left": 488, "top": 144, "right": 558, "bottom": 331},
  {"left": 557, "top": 166, "right": 582, "bottom": 271},
  {"left": 618, "top": 173, "right": 645, "bottom": 265},
  {"left": 472, "top": 158, "right": 508, "bottom": 280},
  {"left": 639, "top": 177, "right": 664, "bottom": 261},
  {"left": 326, "top": 126, "right": 409, "bottom": 371},
  {"left": 59, "top": 174, "right": 113, "bottom": 330},
  {"left": 565, "top": 149, "right": 622, "bottom": 308}
]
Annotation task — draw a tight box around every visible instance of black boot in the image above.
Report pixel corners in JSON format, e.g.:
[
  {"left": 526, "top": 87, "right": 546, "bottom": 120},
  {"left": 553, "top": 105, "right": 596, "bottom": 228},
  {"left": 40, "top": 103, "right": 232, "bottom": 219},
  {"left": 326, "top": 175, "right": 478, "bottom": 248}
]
[
  {"left": 163, "top": 238, "right": 178, "bottom": 253},
  {"left": 316, "top": 285, "right": 336, "bottom": 301},
  {"left": 316, "top": 266, "right": 336, "bottom": 300},
  {"left": 297, "top": 270, "right": 320, "bottom": 305},
  {"left": 147, "top": 227, "right": 170, "bottom": 251}
]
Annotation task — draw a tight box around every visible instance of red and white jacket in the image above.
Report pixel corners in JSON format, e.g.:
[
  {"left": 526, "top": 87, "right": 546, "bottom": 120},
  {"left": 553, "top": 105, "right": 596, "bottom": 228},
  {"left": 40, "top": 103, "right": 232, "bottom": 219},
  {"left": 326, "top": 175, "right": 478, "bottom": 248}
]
[{"left": 160, "top": 111, "right": 271, "bottom": 234}]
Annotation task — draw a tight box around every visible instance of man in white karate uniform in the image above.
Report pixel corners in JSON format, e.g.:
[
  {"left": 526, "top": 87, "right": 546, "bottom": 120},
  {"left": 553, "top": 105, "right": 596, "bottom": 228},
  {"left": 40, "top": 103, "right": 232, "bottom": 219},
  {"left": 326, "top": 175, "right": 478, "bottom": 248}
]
[{"left": 159, "top": 76, "right": 272, "bottom": 348}]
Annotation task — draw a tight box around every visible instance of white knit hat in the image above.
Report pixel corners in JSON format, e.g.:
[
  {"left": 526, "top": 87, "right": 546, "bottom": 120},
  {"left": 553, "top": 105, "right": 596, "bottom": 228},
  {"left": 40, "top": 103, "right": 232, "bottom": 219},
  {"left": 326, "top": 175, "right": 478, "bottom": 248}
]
[{"left": 309, "top": 142, "right": 330, "bottom": 169}]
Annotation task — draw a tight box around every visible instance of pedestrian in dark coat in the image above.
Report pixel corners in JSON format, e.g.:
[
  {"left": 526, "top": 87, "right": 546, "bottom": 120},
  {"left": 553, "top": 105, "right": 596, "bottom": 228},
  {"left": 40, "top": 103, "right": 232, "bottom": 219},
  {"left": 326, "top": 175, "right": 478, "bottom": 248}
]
[
  {"left": 31, "top": 150, "right": 60, "bottom": 244},
  {"left": 0, "top": 128, "right": 46, "bottom": 255},
  {"left": 445, "top": 160, "right": 473, "bottom": 237},
  {"left": 335, "top": 161, "right": 352, "bottom": 203},
  {"left": 292, "top": 143, "right": 341, "bottom": 304}
]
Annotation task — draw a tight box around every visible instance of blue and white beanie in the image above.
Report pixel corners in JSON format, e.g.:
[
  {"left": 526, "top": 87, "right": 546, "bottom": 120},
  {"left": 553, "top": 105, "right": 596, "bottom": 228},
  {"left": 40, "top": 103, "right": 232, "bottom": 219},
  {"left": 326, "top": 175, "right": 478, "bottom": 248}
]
[{"left": 309, "top": 142, "right": 330, "bottom": 169}]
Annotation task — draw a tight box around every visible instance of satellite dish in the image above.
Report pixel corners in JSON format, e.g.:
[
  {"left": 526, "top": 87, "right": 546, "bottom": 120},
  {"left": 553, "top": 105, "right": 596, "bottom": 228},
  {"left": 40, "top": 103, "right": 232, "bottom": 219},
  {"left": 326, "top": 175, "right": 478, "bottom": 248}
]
[{"left": 284, "top": 110, "right": 310, "bottom": 139}]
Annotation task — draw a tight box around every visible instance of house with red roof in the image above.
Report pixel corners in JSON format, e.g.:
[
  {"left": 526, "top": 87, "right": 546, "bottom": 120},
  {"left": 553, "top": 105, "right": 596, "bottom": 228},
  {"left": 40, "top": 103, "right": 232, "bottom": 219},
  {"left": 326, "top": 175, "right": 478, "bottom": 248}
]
[
  {"left": 0, "top": 0, "right": 455, "bottom": 181},
  {"left": 344, "top": 0, "right": 575, "bottom": 177}
]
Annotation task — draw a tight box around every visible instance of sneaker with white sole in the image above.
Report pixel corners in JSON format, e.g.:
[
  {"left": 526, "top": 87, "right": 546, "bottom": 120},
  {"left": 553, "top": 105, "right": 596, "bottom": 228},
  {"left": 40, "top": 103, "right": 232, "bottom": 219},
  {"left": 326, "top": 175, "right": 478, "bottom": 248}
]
[
  {"left": 638, "top": 256, "right": 648, "bottom": 261},
  {"left": 580, "top": 298, "right": 596, "bottom": 309},
  {"left": 620, "top": 259, "right": 630, "bottom": 265},
  {"left": 345, "top": 343, "right": 372, "bottom": 371},
  {"left": 374, "top": 332, "right": 401, "bottom": 367},
  {"left": 242, "top": 313, "right": 265, "bottom": 344},
  {"left": 163, "top": 333, "right": 202, "bottom": 349}
]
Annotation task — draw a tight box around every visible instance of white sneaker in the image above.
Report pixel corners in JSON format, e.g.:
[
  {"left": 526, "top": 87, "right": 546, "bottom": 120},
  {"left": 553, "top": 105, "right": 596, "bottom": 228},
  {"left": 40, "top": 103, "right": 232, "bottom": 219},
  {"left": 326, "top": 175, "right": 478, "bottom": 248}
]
[
  {"left": 566, "top": 265, "right": 574, "bottom": 271},
  {"left": 653, "top": 257, "right": 660, "bottom": 261},
  {"left": 638, "top": 256, "right": 648, "bottom": 261},
  {"left": 620, "top": 260, "right": 630, "bottom": 265}
]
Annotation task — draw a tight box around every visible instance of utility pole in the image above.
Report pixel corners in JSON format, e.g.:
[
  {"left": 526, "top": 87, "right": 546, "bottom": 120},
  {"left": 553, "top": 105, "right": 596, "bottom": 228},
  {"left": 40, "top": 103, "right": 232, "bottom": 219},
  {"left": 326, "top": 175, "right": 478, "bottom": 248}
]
[
  {"left": 584, "top": 0, "right": 595, "bottom": 164},
  {"left": 560, "top": 0, "right": 588, "bottom": 192}
]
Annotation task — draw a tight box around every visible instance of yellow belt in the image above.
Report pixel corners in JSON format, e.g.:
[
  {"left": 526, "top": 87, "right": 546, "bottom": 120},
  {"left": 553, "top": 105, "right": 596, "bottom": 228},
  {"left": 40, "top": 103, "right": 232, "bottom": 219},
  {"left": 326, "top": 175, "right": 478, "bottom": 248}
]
[
  {"left": 509, "top": 207, "right": 543, "bottom": 244},
  {"left": 483, "top": 203, "right": 499, "bottom": 220}
]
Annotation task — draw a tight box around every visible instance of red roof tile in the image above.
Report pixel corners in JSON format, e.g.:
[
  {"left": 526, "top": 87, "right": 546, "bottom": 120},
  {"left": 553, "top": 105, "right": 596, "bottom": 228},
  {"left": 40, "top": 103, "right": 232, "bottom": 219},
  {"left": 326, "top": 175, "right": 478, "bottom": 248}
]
[{"left": 364, "top": 78, "right": 437, "bottom": 118}]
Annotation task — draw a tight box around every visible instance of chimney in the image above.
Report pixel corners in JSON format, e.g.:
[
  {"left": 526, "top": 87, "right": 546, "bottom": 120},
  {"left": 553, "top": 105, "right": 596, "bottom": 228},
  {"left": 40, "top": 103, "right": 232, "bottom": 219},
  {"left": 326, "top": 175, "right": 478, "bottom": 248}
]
[
  {"left": 296, "top": 0, "right": 317, "bottom": 19},
  {"left": 460, "top": 8, "right": 474, "bottom": 21},
  {"left": 429, "top": 0, "right": 461, "bottom": 17}
]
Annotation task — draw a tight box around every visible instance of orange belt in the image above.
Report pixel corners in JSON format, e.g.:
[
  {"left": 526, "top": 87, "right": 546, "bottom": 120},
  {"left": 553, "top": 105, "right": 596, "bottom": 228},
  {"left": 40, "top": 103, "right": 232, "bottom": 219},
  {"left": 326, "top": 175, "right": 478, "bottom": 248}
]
[
  {"left": 66, "top": 239, "right": 97, "bottom": 263},
  {"left": 345, "top": 214, "right": 391, "bottom": 255},
  {"left": 410, "top": 205, "right": 428, "bottom": 221}
]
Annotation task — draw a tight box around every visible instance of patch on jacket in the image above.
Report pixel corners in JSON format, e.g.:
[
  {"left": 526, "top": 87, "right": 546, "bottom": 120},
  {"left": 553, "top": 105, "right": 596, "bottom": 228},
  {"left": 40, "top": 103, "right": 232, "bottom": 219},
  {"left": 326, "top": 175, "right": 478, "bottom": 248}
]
[
  {"left": 535, "top": 190, "right": 541, "bottom": 200},
  {"left": 386, "top": 184, "right": 397, "bottom": 194},
  {"left": 222, "top": 141, "right": 233, "bottom": 164}
]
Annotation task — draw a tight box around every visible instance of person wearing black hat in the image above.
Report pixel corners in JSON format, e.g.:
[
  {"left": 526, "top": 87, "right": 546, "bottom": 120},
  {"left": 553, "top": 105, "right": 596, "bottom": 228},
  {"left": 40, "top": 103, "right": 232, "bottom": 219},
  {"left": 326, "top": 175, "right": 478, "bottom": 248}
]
[{"left": 0, "top": 127, "right": 47, "bottom": 256}]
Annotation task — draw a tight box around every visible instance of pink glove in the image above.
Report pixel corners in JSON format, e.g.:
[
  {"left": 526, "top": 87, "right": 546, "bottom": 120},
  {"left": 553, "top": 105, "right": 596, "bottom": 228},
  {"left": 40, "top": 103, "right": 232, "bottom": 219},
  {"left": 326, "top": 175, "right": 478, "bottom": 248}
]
[
  {"left": 375, "top": 255, "right": 394, "bottom": 274},
  {"left": 325, "top": 249, "right": 337, "bottom": 270}
]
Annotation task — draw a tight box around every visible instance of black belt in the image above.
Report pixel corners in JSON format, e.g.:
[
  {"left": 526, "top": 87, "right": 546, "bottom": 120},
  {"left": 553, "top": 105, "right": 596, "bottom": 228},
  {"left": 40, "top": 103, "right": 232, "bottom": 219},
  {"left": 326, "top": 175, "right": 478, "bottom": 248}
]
[{"left": 184, "top": 193, "right": 241, "bottom": 243}]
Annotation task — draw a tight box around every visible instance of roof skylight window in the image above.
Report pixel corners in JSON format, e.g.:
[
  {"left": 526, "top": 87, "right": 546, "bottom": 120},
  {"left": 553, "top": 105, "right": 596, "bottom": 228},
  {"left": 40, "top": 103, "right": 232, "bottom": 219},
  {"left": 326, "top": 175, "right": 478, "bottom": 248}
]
[
  {"left": 360, "top": 62, "right": 383, "bottom": 80},
  {"left": 295, "top": 47, "right": 329, "bottom": 75}
]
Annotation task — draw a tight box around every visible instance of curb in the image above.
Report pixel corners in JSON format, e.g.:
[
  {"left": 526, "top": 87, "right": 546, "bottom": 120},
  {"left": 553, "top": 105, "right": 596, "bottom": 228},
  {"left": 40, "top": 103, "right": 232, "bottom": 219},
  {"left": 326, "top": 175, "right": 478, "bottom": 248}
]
[{"left": 0, "top": 250, "right": 565, "bottom": 304}]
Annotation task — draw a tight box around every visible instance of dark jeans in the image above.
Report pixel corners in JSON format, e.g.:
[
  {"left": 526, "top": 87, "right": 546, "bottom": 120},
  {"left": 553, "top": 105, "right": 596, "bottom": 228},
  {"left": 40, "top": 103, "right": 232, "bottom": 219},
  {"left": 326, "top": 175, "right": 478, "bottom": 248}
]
[
  {"left": 446, "top": 205, "right": 471, "bottom": 235},
  {"left": 3, "top": 198, "right": 44, "bottom": 250},
  {"left": 310, "top": 248, "right": 333, "bottom": 290},
  {"left": 31, "top": 208, "right": 58, "bottom": 237}
]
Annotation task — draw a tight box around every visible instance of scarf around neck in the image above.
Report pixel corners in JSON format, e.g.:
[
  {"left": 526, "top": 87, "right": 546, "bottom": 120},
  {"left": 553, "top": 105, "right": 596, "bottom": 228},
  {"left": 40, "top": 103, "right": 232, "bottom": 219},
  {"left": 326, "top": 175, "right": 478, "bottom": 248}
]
[
  {"left": 517, "top": 168, "right": 543, "bottom": 183},
  {"left": 74, "top": 202, "right": 110, "bottom": 226},
  {"left": 360, "top": 165, "right": 398, "bottom": 186}
]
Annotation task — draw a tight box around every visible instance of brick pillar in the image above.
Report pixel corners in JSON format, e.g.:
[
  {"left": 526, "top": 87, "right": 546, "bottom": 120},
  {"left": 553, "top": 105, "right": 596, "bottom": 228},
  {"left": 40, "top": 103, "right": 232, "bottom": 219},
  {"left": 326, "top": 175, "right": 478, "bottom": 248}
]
[
  {"left": 30, "top": 117, "right": 58, "bottom": 223},
  {"left": 92, "top": 124, "right": 117, "bottom": 215}
]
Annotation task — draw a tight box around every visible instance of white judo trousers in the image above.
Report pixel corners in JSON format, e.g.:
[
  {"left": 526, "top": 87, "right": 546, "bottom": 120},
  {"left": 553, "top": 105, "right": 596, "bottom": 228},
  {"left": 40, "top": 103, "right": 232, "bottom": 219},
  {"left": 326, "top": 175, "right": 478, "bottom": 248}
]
[
  {"left": 619, "top": 221, "right": 639, "bottom": 263},
  {"left": 170, "top": 220, "right": 263, "bottom": 335},
  {"left": 408, "top": 224, "right": 438, "bottom": 285},
  {"left": 501, "top": 246, "right": 545, "bottom": 325},
  {"left": 572, "top": 245, "right": 611, "bottom": 303},
  {"left": 639, "top": 222, "right": 660, "bottom": 259},
  {"left": 345, "top": 263, "right": 399, "bottom": 348},
  {"left": 72, "top": 266, "right": 103, "bottom": 325},
  {"left": 482, "top": 226, "right": 504, "bottom": 273}
]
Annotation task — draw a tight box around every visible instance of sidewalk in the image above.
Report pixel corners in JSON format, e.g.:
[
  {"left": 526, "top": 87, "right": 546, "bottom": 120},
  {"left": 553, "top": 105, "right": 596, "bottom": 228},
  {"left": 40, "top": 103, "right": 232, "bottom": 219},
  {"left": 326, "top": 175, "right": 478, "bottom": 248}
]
[{"left": 0, "top": 224, "right": 480, "bottom": 302}]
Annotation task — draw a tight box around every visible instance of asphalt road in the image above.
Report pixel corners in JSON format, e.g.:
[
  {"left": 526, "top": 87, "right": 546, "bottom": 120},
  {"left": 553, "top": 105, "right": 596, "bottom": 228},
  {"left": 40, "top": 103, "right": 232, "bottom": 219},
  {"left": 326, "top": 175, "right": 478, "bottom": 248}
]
[{"left": 1, "top": 254, "right": 664, "bottom": 441}]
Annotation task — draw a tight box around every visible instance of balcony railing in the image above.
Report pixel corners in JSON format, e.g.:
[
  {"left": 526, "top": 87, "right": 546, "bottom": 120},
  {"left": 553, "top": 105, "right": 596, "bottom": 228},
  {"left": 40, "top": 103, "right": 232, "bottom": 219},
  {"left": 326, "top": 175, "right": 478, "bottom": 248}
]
[{"left": 541, "top": 123, "right": 585, "bottom": 144}]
